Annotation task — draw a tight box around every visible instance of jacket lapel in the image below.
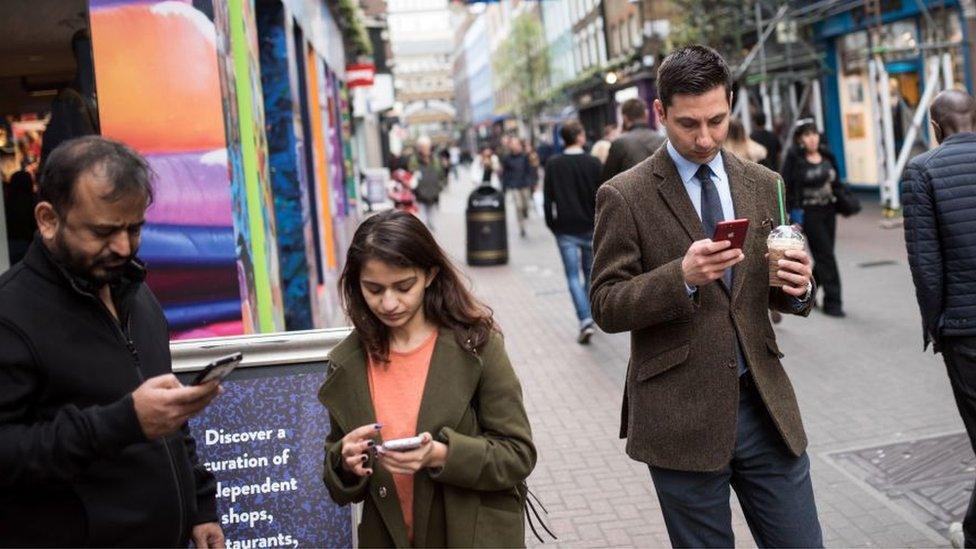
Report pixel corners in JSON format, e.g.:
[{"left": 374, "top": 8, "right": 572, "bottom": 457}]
[
  {"left": 724, "top": 153, "right": 759, "bottom": 305},
  {"left": 319, "top": 335, "right": 412, "bottom": 548},
  {"left": 652, "top": 148, "right": 706, "bottom": 243},
  {"left": 412, "top": 330, "right": 479, "bottom": 547}
]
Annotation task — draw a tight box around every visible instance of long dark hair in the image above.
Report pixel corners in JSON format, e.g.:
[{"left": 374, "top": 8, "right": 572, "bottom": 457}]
[{"left": 339, "top": 210, "right": 496, "bottom": 363}]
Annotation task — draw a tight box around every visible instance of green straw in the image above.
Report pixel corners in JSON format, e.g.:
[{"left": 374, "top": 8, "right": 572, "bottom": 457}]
[{"left": 776, "top": 178, "right": 787, "bottom": 226}]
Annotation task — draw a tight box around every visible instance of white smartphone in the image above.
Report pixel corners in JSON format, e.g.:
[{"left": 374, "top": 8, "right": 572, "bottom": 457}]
[{"left": 381, "top": 435, "right": 425, "bottom": 452}]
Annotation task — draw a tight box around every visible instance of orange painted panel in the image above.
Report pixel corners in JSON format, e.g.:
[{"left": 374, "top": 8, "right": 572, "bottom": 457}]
[
  {"left": 305, "top": 45, "right": 336, "bottom": 268},
  {"left": 89, "top": 3, "right": 226, "bottom": 152}
]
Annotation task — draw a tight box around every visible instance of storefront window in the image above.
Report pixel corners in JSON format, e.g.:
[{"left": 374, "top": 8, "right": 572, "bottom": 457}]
[
  {"left": 839, "top": 31, "right": 868, "bottom": 75},
  {"left": 876, "top": 20, "right": 918, "bottom": 57}
]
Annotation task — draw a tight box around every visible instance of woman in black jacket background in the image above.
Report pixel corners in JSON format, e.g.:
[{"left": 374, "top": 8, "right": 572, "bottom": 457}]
[{"left": 782, "top": 121, "right": 845, "bottom": 317}]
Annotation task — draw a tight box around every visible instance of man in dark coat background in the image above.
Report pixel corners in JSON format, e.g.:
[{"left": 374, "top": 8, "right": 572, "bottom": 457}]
[
  {"left": 601, "top": 97, "right": 666, "bottom": 182},
  {"left": 903, "top": 89, "right": 976, "bottom": 547}
]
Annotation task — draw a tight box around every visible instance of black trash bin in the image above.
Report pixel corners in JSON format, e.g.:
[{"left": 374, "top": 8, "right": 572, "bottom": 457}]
[{"left": 466, "top": 185, "right": 508, "bottom": 266}]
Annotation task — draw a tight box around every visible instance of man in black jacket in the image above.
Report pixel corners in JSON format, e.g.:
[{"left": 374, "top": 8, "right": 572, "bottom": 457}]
[
  {"left": 602, "top": 97, "right": 666, "bottom": 182},
  {"left": 0, "top": 136, "right": 224, "bottom": 547},
  {"left": 750, "top": 112, "right": 782, "bottom": 171},
  {"left": 543, "top": 120, "right": 603, "bottom": 344},
  {"left": 903, "top": 89, "right": 976, "bottom": 546}
]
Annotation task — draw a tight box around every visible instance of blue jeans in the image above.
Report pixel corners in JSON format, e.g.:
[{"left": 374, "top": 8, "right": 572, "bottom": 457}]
[
  {"left": 649, "top": 376, "right": 823, "bottom": 547},
  {"left": 554, "top": 232, "right": 593, "bottom": 325}
]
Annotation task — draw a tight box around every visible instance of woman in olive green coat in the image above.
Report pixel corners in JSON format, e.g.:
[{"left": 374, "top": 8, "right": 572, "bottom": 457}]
[{"left": 318, "top": 211, "right": 536, "bottom": 548}]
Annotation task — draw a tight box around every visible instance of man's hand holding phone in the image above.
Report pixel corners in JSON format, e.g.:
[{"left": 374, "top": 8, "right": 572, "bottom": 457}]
[
  {"left": 133, "top": 374, "right": 221, "bottom": 440},
  {"left": 682, "top": 239, "right": 745, "bottom": 287}
]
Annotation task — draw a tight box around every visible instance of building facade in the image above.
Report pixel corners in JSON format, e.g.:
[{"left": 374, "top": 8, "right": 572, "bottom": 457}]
[{"left": 388, "top": 0, "right": 455, "bottom": 142}]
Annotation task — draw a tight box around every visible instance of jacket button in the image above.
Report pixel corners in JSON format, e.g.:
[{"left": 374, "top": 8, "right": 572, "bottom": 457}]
[{"left": 378, "top": 486, "right": 388, "bottom": 498}]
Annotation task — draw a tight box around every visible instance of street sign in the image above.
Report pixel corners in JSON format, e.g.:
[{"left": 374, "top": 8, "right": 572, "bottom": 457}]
[{"left": 346, "top": 63, "right": 375, "bottom": 88}]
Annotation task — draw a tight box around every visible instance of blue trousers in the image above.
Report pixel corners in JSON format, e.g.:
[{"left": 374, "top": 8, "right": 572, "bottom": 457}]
[
  {"left": 649, "top": 376, "right": 823, "bottom": 548},
  {"left": 554, "top": 232, "right": 593, "bottom": 324}
]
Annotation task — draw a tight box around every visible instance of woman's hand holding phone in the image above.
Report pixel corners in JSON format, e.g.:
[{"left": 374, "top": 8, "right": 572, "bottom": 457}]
[
  {"left": 376, "top": 432, "right": 447, "bottom": 474},
  {"left": 340, "top": 423, "right": 382, "bottom": 478}
]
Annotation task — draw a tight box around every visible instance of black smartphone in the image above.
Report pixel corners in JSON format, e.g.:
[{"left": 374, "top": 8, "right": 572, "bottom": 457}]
[{"left": 191, "top": 352, "right": 244, "bottom": 385}]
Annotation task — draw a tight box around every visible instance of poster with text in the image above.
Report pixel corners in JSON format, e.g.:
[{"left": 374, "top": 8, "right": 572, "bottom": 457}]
[{"left": 185, "top": 367, "right": 352, "bottom": 548}]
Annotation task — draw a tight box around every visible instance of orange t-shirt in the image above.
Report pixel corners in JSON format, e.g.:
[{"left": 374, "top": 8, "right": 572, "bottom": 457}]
[{"left": 367, "top": 331, "right": 437, "bottom": 541}]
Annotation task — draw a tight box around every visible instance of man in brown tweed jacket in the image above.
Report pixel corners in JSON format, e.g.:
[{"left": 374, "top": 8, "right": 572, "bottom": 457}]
[{"left": 590, "top": 45, "right": 823, "bottom": 547}]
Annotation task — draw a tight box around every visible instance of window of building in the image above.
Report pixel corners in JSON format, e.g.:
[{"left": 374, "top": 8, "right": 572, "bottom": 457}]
[
  {"left": 589, "top": 25, "right": 598, "bottom": 68},
  {"left": 839, "top": 30, "right": 869, "bottom": 75},
  {"left": 597, "top": 20, "right": 607, "bottom": 65},
  {"left": 630, "top": 14, "right": 641, "bottom": 48},
  {"left": 610, "top": 24, "right": 619, "bottom": 58}
]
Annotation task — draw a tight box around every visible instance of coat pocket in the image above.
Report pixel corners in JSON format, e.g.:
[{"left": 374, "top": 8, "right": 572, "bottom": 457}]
[
  {"left": 472, "top": 504, "right": 525, "bottom": 548},
  {"left": 636, "top": 342, "right": 690, "bottom": 381},
  {"left": 765, "top": 337, "right": 784, "bottom": 358}
]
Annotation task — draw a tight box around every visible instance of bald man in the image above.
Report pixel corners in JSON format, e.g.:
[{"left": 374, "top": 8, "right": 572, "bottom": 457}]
[{"left": 903, "top": 89, "right": 976, "bottom": 546}]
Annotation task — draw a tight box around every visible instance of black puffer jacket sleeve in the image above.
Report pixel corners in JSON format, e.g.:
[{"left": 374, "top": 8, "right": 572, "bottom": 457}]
[{"left": 902, "top": 159, "right": 943, "bottom": 350}]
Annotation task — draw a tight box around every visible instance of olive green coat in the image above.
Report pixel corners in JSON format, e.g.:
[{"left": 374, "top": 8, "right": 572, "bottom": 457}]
[{"left": 318, "top": 328, "right": 536, "bottom": 548}]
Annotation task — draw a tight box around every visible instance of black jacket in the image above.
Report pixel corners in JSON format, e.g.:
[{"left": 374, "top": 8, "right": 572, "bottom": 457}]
[
  {"left": 601, "top": 124, "right": 666, "bottom": 182},
  {"left": 0, "top": 239, "right": 217, "bottom": 546},
  {"left": 543, "top": 152, "right": 603, "bottom": 235},
  {"left": 903, "top": 132, "right": 976, "bottom": 350},
  {"left": 500, "top": 153, "right": 533, "bottom": 190},
  {"left": 781, "top": 146, "right": 840, "bottom": 210},
  {"left": 750, "top": 128, "right": 782, "bottom": 171}
]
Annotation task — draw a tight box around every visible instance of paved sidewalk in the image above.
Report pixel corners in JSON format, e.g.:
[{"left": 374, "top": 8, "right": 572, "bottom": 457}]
[{"left": 428, "top": 174, "right": 961, "bottom": 548}]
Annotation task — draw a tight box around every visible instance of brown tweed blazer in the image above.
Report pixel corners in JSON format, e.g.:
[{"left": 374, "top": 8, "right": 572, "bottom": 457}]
[{"left": 590, "top": 145, "right": 813, "bottom": 472}]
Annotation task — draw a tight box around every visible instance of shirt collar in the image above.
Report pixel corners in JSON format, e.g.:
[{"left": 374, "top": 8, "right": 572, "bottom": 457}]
[
  {"left": 666, "top": 140, "right": 725, "bottom": 185},
  {"left": 564, "top": 146, "right": 584, "bottom": 154}
]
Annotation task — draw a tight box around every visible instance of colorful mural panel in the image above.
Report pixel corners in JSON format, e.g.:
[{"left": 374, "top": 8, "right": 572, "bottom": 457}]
[
  {"left": 89, "top": 0, "right": 244, "bottom": 339},
  {"left": 257, "top": 2, "right": 313, "bottom": 331}
]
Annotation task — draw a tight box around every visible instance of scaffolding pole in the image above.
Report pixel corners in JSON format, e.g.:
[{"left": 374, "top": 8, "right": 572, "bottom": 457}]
[
  {"left": 942, "top": 51, "right": 956, "bottom": 89},
  {"left": 756, "top": 2, "right": 772, "bottom": 131},
  {"left": 884, "top": 56, "right": 943, "bottom": 211},
  {"left": 811, "top": 79, "right": 824, "bottom": 132},
  {"left": 875, "top": 58, "right": 897, "bottom": 208}
]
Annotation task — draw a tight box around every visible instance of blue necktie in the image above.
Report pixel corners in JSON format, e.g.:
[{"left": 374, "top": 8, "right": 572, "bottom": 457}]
[
  {"left": 697, "top": 164, "right": 747, "bottom": 376},
  {"left": 696, "top": 164, "right": 732, "bottom": 289}
]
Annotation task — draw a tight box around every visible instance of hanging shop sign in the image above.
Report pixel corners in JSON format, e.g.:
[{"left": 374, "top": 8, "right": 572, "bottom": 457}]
[{"left": 346, "top": 63, "right": 375, "bottom": 88}]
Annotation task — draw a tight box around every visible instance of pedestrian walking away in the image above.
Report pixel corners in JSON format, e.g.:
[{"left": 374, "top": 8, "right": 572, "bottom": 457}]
[
  {"left": 903, "top": 89, "right": 976, "bottom": 547},
  {"left": 0, "top": 136, "right": 224, "bottom": 547},
  {"left": 782, "top": 120, "right": 845, "bottom": 317},
  {"left": 602, "top": 97, "right": 666, "bottom": 182},
  {"left": 590, "top": 45, "right": 823, "bottom": 548},
  {"left": 500, "top": 137, "right": 535, "bottom": 237},
  {"left": 750, "top": 112, "right": 782, "bottom": 171},
  {"left": 543, "top": 120, "right": 603, "bottom": 345},
  {"left": 318, "top": 210, "right": 536, "bottom": 547},
  {"left": 471, "top": 146, "right": 501, "bottom": 189},
  {"left": 590, "top": 123, "right": 619, "bottom": 165},
  {"left": 725, "top": 119, "right": 767, "bottom": 165},
  {"left": 408, "top": 136, "right": 447, "bottom": 232}
]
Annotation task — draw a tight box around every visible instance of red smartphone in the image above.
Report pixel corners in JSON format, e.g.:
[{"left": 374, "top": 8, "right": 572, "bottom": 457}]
[{"left": 712, "top": 218, "right": 750, "bottom": 249}]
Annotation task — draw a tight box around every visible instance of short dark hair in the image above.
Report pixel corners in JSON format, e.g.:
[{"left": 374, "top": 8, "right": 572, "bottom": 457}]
[
  {"left": 560, "top": 120, "right": 584, "bottom": 146},
  {"left": 657, "top": 45, "right": 732, "bottom": 109},
  {"left": 38, "top": 136, "right": 154, "bottom": 214},
  {"left": 792, "top": 121, "right": 820, "bottom": 147},
  {"left": 753, "top": 111, "right": 767, "bottom": 127},
  {"left": 620, "top": 98, "right": 648, "bottom": 123}
]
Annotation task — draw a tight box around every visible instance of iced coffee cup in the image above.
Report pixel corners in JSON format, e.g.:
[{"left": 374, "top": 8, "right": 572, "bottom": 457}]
[{"left": 767, "top": 225, "right": 806, "bottom": 287}]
